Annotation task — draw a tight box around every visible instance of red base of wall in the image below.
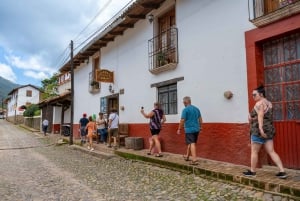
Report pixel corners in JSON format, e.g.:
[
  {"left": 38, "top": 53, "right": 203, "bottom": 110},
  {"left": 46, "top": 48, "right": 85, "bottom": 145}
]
[
  {"left": 52, "top": 124, "right": 60, "bottom": 134},
  {"left": 129, "top": 123, "right": 255, "bottom": 166},
  {"left": 70, "top": 122, "right": 269, "bottom": 167}
]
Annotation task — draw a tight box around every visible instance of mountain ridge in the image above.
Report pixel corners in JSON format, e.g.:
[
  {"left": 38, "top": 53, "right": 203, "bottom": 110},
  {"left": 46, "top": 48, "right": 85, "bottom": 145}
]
[{"left": 0, "top": 76, "right": 20, "bottom": 101}]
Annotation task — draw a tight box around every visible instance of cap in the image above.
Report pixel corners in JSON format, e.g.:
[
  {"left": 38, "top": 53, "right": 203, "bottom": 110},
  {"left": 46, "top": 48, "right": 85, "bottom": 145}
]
[{"left": 83, "top": 113, "right": 87, "bottom": 117}]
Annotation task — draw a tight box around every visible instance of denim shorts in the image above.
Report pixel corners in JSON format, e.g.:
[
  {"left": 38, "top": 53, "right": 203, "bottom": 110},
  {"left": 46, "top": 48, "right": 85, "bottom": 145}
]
[{"left": 251, "top": 134, "right": 272, "bottom": 144}]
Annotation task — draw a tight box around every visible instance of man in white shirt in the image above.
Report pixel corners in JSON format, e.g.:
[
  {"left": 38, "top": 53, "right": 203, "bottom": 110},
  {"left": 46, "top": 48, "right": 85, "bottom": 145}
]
[
  {"left": 42, "top": 119, "right": 49, "bottom": 136},
  {"left": 108, "top": 108, "right": 119, "bottom": 148}
]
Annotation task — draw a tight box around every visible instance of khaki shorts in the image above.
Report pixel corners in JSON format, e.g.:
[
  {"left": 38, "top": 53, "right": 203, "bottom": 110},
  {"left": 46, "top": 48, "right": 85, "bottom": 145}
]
[{"left": 109, "top": 128, "right": 119, "bottom": 137}]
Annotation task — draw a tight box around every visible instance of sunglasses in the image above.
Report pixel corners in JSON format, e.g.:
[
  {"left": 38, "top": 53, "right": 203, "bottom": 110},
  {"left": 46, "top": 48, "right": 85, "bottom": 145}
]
[{"left": 252, "top": 93, "right": 258, "bottom": 97}]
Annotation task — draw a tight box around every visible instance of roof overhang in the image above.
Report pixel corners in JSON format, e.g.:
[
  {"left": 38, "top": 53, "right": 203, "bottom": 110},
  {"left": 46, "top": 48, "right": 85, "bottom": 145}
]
[
  {"left": 59, "top": 0, "right": 166, "bottom": 72},
  {"left": 38, "top": 92, "right": 71, "bottom": 108}
]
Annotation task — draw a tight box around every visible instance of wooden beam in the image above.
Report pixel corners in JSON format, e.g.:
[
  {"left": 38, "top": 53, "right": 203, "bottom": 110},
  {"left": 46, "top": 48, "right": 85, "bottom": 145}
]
[
  {"left": 141, "top": 3, "right": 160, "bottom": 9},
  {"left": 127, "top": 14, "right": 146, "bottom": 19},
  {"left": 118, "top": 23, "right": 134, "bottom": 28},
  {"left": 109, "top": 31, "right": 124, "bottom": 36},
  {"left": 101, "top": 38, "right": 114, "bottom": 42}
]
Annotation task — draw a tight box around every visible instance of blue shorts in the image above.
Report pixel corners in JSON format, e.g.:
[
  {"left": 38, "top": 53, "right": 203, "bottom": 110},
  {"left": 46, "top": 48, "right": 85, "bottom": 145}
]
[{"left": 251, "top": 134, "right": 272, "bottom": 144}]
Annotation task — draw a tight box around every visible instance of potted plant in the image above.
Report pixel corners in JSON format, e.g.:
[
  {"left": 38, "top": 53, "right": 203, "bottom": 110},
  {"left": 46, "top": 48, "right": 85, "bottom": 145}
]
[
  {"left": 90, "top": 80, "right": 99, "bottom": 89},
  {"left": 157, "top": 51, "right": 167, "bottom": 66}
]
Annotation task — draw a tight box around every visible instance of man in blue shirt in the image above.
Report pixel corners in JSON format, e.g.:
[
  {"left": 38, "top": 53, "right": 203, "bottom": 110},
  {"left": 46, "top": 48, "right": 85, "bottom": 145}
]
[{"left": 177, "top": 96, "right": 202, "bottom": 165}]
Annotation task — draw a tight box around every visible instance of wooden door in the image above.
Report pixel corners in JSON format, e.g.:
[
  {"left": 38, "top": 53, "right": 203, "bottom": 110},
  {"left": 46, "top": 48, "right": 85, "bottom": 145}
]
[
  {"left": 158, "top": 8, "right": 176, "bottom": 64},
  {"left": 264, "top": 0, "right": 279, "bottom": 14},
  {"left": 263, "top": 33, "right": 300, "bottom": 169},
  {"left": 107, "top": 95, "right": 119, "bottom": 115}
]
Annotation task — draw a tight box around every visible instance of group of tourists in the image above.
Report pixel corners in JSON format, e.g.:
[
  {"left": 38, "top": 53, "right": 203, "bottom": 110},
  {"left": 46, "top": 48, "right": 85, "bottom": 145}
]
[
  {"left": 77, "top": 85, "right": 287, "bottom": 179},
  {"left": 79, "top": 109, "right": 119, "bottom": 151}
]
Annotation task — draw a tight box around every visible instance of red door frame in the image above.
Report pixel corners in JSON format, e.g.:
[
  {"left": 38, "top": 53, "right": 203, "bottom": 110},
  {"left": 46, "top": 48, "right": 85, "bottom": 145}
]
[
  {"left": 245, "top": 14, "right": 300, "bottom": 108},
  {"left": 245, "top": 14, "right": 300, "bottom": 169}
]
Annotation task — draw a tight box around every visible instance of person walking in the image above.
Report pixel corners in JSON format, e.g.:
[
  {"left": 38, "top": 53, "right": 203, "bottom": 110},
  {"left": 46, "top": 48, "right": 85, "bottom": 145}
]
[
  {"left": 86, "top": 116, "right": 97, "bottom": 151},
  {"left": 141, "top": 102, "right": 166, "bottom": 157},
  {"left": 79, "top": 113, "right": 89, "bottom": 144},
  {"left": 96, "top": 112, "right": 107, "bottom": 144},
  {"left": 107, "top": 108, "right": 119, "bottom": 149},
  {"left": 243, "top": 85, "right": 287, "bottom": 179},
  {"left": 177, "top": 96, "right": 202, "bottom": 165},
  {"left": 42, "top": 119, "right": 49, "bottom": 136}
]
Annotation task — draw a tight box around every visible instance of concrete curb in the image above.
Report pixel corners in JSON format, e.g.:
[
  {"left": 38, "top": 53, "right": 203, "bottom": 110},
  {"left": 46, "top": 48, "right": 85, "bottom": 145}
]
[
  {"left": 69, "top": 144, "right": 115, "bottom": 159},
  {"left": 115, "top": 150, "right": 300, "bottom": 200}
]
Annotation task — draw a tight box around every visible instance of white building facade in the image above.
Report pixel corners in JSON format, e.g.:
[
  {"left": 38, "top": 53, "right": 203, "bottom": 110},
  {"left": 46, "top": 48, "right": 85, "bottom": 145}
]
[
  {"left": 6, "top": 85, "right": 41, "bottom": 123},
  {"left": 60, "top": 0, "right": 300, "bottom": 168}
]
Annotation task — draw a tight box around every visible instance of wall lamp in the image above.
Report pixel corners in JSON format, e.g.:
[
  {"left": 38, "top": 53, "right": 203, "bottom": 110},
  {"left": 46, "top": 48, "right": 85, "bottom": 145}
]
[
  {"left": 109, "top": 84, "right": 114, "bottom": 93},
  {"left": 148, "top": 14, "right": 154, "bottom": 23}
]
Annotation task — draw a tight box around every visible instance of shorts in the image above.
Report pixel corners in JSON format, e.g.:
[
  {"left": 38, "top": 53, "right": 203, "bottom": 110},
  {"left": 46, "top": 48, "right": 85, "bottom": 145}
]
[
  {"left": 150, "top": 129, "right": 161, "bottom": 136},
  {"left": 109, "top": 128, "right": 119, "bottom": 137},
  {"left": 185, "top": 132, "right": 199, "bottom": 144},
  {"left": 251, "top": 134, "right": 273, "bottom": 144},
  {"left": 80, "top": 126, "right": 87, "bottom": 136}
]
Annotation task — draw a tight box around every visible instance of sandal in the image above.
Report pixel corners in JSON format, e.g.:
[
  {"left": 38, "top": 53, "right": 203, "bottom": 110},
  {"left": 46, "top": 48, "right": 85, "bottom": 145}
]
[
  {"left": 189, "top": 161, "right": 199, "bottom": 166},
  {"left": 147, "top": 152, "right": 151, "bottom": 155},
  {"left": 183, "top": 155, "right": 190, "bottom": 161},
  {"left": 155, "top": 153, "right": 163, "bottom": 157}
]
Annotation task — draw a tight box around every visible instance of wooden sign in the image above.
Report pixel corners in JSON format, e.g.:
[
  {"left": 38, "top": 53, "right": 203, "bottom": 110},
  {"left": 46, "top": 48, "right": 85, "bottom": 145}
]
[{"left": 96, "top": 69, "right": 114, "bottom": 83}]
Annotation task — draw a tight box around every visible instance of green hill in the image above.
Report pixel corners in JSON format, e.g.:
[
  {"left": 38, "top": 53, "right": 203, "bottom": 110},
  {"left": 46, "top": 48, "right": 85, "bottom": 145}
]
[{"left": 0, "top": 76, "right": 20, "bottom": 101}]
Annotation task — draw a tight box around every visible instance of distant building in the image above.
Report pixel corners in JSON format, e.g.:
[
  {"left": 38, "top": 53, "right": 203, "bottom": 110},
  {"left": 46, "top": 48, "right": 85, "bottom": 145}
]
[
  {"left": 6, "top": 84, "right": 41, "bottom": 124},
  {"left": 38, "top": 72, "right": 71, "bottom": 134}
]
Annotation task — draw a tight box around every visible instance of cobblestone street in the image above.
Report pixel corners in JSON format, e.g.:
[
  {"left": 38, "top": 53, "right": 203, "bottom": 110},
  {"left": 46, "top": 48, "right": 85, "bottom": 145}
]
[{"left": 0, "top": 120, "right": 296, "bottom": 201}]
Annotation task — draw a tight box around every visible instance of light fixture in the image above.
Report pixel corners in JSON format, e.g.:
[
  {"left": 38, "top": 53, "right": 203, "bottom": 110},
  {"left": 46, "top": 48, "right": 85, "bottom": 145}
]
[
  {"left": 148, "top": 14, "right": 154, "bottom": 23},
  {"left": 109, "top": 84, "right": 114, "bottom": 93}
]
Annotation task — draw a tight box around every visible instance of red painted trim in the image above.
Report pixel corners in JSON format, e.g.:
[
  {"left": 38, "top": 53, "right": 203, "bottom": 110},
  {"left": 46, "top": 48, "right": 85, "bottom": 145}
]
[
  {"left": 245, "top": 14, "right": 300, "bottom": 110},
  {"left": 128, "top": 123, "right": 252, "bottom": 166},
  {"left": 52, "top": 124, "right": 60, "bottom": 134}
]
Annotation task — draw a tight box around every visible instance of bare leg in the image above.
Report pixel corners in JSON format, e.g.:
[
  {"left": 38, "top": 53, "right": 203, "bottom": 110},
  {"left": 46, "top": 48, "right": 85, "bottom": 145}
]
[
  {"left": 185, "top": 144, "right": 191, "bottom": 158},
  {"left": 113, "top": 137, "right": 117, "bottom": 147},
  {"left": 251, "top": 142, "right": 262, "bottom": 172},
  {"left": 153, "top": 135, "right": 162, "bottom": 154},
  {"left": 149, "top": 137, "right": 154, "bottom": 153},
  {"left": 190, "top": 143, "right": 197, "bottom": 162},
  {"left": 89, "top": 136, "right": 93, "bottom": 149},
  {"left": 264, "top": 140, "right": 285, "bottom": 172},
  {"left": 108, "top": 130, "right": 111, "bottom": 147}
]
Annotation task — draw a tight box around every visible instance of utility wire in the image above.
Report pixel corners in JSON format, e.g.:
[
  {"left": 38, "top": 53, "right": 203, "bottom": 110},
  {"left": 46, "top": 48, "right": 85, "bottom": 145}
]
[{"left": 73, "top": 0, "right": 113, "bottom": 41}]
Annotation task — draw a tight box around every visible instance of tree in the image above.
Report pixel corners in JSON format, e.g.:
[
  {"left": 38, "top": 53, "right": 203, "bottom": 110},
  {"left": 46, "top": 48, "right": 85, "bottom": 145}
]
[
  {"left": 41, "top": 74, "right": 58, "bottom": 100},
  {"left": 23, "top": 104, "right": 40, "bottom": 117}
]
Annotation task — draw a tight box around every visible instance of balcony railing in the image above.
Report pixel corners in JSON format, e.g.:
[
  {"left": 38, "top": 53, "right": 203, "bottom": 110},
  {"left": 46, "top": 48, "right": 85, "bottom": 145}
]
[
  {"left": 248, "top": 0, "right": 300, "bottom": 27},
  {"left": 89, "top": 72, "right": 100, "bottom": 93},
  {"left": 148, "top": 27, "right": 178, "bottom": 74}
]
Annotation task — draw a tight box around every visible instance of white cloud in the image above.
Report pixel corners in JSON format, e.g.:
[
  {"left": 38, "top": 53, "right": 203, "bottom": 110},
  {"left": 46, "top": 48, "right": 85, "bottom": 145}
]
[
  {"left": 5, "top": 54, "right": 54, "bottom": 72},
  {"left": 0, "top": 0, "right": 133, "bottom": 82},
  {"left": 23, "top": 70, "right": 49, "bottom": 80},
  {"left": 0, "top": 63, "right": 17, "bottom": 82}
]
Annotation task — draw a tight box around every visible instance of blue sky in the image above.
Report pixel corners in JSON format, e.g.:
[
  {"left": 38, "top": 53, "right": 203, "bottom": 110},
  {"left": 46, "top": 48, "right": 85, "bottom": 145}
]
[{"left": 0, "top": 0, "right": 132, "bottom": 86}]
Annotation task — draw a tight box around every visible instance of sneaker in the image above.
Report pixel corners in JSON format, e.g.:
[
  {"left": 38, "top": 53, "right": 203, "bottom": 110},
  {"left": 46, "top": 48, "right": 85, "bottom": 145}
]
[
  {"left": 243, "top": 170, "right": 256, "bottom": 177},
  {"left": 276, "top": 172, "right": 287, "bottom": 179},
  {"left": 91, "top": 148, "right": 94, "bottom": 151},
  {"left": 87, "top": 146, "right": 90, "bottom": 150}
]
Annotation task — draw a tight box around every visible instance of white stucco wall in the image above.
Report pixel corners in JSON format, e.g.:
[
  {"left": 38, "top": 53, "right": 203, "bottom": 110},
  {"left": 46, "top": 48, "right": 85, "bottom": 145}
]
[
  {"left": 7, "top": 86, "right": 40, "bottom": 117},
  {"left": 52, "top": 105, "right": 71, "bottom": 125},
  {"left": 74, "top": 0, "right": 255, "bottom": 124}
]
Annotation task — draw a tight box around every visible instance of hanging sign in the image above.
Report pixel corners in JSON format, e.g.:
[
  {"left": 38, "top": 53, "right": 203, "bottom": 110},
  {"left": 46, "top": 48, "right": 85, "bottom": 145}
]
[{"left": 96, "top": 69, "right": 114, "bottom": 83}]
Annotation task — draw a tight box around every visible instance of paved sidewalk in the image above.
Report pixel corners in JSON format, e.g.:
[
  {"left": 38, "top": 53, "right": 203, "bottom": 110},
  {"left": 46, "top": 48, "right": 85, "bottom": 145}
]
[{"left": 20, "top": 125, "right": 300, "bottom": 200}]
